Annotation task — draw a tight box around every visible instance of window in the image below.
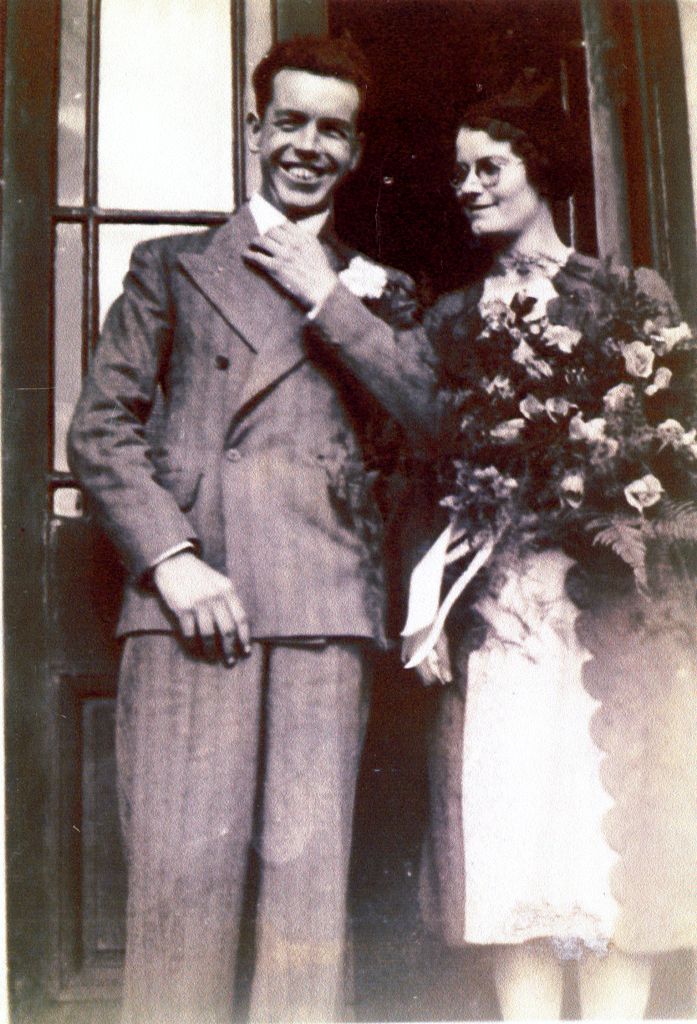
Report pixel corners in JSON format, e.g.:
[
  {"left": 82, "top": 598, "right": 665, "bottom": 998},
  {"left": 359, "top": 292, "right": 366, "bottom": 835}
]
[{"left": 52, "top": 0, "right": 243, "bottom": 513}]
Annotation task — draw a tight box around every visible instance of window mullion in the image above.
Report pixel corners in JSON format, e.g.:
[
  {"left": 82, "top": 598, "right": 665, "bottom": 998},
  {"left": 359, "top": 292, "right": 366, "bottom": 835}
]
[{"left": 85, "top": 0, "right": 101, "bottom": 210}]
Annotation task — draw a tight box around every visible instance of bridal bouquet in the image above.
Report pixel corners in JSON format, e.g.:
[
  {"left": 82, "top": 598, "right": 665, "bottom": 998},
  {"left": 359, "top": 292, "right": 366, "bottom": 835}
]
[{"left": 436, "top": 263, "right": 697, "bottom": 594}]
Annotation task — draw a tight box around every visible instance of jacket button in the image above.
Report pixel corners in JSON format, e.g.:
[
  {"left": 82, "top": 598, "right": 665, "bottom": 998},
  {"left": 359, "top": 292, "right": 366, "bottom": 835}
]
[
  {"left": 225, "top": 448, "right": 242, "bottom": 462},
  {"left": 215, "top": 355, "right": 230, "bottom": 370}
]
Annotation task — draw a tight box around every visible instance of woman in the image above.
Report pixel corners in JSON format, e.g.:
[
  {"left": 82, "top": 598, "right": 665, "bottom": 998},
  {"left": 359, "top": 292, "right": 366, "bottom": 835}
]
[{"left": 408, "top": 83, "right": 697, "bottom": 1019}]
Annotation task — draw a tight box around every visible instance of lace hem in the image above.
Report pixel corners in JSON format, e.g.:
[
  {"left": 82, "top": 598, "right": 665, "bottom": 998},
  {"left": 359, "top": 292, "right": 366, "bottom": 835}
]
[{"left": 509, "top": 902, "right": 612, "bottom": 960}]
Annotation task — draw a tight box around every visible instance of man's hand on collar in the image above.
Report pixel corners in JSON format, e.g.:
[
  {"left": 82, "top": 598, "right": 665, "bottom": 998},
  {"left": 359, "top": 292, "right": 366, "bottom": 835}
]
[{"left": 243, "top": 222, "right": 339, "bottom": 313}]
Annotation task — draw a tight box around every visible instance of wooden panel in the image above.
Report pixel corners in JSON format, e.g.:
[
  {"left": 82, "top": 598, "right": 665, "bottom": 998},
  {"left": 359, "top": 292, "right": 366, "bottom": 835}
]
[
  {"left": 48, "top": 516, "right": 124, "bottom": 675},
  {"left": 81, "top": 698, "right": 127, "bottom": 961},
  {"left": 54, "top": 677, "right": 126, "bottom": 1000}
]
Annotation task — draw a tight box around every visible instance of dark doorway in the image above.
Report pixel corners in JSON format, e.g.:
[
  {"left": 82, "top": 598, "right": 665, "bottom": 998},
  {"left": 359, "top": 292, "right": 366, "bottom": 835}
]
[{"left": 330, "top": 0, "right": 595, "bottom": 303}]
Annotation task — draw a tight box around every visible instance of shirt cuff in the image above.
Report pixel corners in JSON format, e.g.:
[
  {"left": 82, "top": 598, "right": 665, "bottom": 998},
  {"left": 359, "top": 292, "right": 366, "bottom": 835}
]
[{"left": 150, "top": 540, "right": 196, "bottom": 569}]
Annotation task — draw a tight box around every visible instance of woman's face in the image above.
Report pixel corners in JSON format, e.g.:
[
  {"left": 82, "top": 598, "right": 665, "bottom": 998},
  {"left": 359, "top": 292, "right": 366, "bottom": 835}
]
[{"left": 453, "top": 128, "right": 544, "bottom": 240}]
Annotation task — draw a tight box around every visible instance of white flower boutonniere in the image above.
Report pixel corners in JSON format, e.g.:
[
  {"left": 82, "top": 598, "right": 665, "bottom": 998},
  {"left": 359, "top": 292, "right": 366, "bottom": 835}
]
[{"left": 339, "top": 256, "right": 389, "bottom": 300}]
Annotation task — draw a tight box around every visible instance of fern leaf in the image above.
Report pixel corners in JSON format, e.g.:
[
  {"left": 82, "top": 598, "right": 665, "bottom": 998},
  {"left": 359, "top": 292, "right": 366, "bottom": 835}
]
[
  {"left": 652, "top": 520, "right": 697, "bottom": 543},
  {"left": 590, "top": 521, "right": 648, "bottom": 589},
  {"left": 650, "top": 500, "right": 697, "bottom": 542}
]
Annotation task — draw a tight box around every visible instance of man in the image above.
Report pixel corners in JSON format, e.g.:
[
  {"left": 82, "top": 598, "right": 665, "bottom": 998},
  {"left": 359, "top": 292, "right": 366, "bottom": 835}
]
[{"left": 69, "top": 34, "right": 433, "bottom": 1024}]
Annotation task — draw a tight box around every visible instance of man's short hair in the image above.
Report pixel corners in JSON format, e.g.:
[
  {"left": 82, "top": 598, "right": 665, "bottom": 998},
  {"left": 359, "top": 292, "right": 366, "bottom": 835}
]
[{"left": 252, "top": 34, "right": 371, "bottom": 126}]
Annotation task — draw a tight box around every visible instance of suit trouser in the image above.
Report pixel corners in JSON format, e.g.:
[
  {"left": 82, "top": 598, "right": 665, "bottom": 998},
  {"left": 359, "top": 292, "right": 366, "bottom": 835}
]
[{"left": 116, "top": 633, "right": 371, "bottom": 1024}]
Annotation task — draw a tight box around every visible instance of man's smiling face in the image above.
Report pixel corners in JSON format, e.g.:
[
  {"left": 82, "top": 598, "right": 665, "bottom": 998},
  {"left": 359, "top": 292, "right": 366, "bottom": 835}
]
[{"left": 248, "top": 67, "right": 362, "bottom": 219}]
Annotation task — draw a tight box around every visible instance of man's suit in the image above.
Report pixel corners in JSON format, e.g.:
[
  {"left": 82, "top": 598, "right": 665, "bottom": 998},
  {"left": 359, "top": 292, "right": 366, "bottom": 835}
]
[{"left": 68, "top": 202, "right": 434, "bottom": 1023}]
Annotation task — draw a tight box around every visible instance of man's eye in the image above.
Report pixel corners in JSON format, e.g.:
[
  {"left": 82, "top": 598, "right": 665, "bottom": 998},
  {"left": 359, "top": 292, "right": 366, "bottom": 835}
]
[
  {"left": 275, "top": 118, "right": 300, "bottom": 130},
  {"left": 323, "top": 125, "right": 349, "bottom": 140}
]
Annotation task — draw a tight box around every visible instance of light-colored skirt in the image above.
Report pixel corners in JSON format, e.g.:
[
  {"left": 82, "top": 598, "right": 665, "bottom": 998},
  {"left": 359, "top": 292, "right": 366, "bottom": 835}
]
[
  {"left": 463, "top": 549, "right": 616, "bottom": 955},
  {"left": 421, "top": 548, "right": 697, "bottom": 955}
]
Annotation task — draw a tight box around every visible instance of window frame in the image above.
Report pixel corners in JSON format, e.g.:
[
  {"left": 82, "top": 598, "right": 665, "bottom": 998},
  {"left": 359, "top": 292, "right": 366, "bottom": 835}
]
[{"left": 50, "top": 0, "right": 248, "bottom": 501}]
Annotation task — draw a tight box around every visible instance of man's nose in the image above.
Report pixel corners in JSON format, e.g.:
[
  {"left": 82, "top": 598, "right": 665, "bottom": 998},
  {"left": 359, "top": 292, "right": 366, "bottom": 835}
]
[{"left": 292, "top": 123, "right": 320, "bottom": 153}]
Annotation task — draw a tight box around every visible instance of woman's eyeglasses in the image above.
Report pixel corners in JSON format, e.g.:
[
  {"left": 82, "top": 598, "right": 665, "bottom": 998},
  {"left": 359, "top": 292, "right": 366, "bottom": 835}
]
[{"left": 450, "top": 157, "right": 524, "bottom": 191}]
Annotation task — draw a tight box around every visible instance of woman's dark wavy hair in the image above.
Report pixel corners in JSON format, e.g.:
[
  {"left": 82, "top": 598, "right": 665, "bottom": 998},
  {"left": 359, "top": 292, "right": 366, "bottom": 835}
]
[
  {"left": 252, "top": 34, "right": 372, "bottom": 128},
  {"left": 457, "top": 79, "right": 580, "bottom": 201}
]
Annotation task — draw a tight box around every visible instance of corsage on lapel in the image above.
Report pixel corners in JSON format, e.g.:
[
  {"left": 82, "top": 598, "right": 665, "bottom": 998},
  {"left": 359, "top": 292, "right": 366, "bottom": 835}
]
[
  {"left": 339, "top": 256, "right": 389, "bottom": 298},
  {"left": 339, "top": 256, "right": 419, "bottom": 329}
]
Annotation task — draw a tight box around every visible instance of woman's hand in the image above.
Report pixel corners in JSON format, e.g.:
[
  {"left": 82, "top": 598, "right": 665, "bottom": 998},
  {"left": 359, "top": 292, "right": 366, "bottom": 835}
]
[{"left": 402, "top": 631, "right": 453, "bottom": 686}]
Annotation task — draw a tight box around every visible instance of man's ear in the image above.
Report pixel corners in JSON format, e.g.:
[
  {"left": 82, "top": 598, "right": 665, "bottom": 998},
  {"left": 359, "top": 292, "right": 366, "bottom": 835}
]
[{"left": 246, "top": 111, "right": 262, "bottom": 153}]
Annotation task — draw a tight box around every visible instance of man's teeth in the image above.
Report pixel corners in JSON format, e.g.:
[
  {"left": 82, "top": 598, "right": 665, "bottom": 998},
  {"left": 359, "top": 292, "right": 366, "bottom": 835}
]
[{"left": 283, "top": 165, "right": 321, "bottom": 181}]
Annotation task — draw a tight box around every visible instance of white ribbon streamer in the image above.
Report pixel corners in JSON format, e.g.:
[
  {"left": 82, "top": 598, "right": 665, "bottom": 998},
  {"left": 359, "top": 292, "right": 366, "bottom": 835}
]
[
  {"left": 401, "top": 525, "right": 453, "bottom": 636},
  {"left": 402, "top": 532, "right": 496, "bottom": 670}
]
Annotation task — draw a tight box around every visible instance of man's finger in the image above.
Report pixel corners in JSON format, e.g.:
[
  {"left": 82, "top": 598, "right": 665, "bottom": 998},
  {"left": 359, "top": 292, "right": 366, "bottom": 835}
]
[
  {"left": 243, "top": 249, "right": 277, "bottom": 269},
  {"left": 226, "top": 592, "right": 251, "bottom": 654},
  {"left": 212, "top": 598, "right": 237, "bottom": 667},
  {"left": 194, "top": 605, "right": 218, "bottom": 662},
  {"left": 426, "top": 650, "right": 441, "bottom": 678},
  {"left": 265, "top": 223, "right": 302, "bottom": 246},
  {"left": 247, "top": 235, "right": 282, "bottom": 256},
  {"left": 178, "top": 609, "right": 197, "bottom": 640}
]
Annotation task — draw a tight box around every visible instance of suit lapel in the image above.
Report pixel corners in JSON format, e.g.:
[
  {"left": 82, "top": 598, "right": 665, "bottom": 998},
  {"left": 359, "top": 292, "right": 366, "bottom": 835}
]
[
  {"left": 235, "top": 227, "right": 357, "bottom": 412},
  {"left": 320, "top": 221, "right": 354, "bottom": 274},
  {"left": 177, "top": 205, "right": 308, "bottom": 415}
]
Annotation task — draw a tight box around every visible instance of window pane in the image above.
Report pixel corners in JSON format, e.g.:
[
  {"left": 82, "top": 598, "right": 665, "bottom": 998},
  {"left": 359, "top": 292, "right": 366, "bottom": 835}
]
[
  {"left": 98, "top": 0, "right": 234, "bottom": 211},
  {"left": 54, "top": 222, "right": 84, "bottom": 471},
  {"left": 53, "top": 487, "right": 84, "bottom": 518},
  {"left": 99, "top": 223, "right": 202, "bottom": 326},
  {"left": 57, "top": 0, "right": 88, "bottom": 207}
]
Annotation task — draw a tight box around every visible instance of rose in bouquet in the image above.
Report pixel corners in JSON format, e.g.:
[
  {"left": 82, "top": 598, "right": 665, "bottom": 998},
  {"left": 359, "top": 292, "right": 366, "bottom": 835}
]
[{"left": 437, "top": 262, "right": 697, "bottom": 595}]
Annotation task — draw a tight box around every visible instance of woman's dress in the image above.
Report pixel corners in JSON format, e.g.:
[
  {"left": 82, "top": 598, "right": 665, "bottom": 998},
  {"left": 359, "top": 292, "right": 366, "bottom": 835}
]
[{"left": 419, "top": 253, "right": 697, "bottom": 956}]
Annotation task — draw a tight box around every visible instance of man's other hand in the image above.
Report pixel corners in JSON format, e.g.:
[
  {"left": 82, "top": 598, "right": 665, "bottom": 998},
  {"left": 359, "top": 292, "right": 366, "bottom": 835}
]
[
  {"left": 244, "top": 223, "right": 338, "bottom": 310},
  {"left": 153, "top": 551, "right": 250, "bottom": 666}
]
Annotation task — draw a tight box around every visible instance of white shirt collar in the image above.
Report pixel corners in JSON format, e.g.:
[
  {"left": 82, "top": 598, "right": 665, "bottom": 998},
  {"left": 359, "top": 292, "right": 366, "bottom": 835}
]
[{"left": 248, "top": 191, "right": 330, "bottom": 237}]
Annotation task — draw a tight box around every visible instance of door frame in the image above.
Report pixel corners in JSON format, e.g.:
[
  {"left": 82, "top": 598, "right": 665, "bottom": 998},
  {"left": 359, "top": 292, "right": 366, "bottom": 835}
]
[
  {"left": 3, "top": 0, "right": 60, "bottom": 1012},
  {"left": 581, "top": 0, "right": 697, "bottom": 318}
]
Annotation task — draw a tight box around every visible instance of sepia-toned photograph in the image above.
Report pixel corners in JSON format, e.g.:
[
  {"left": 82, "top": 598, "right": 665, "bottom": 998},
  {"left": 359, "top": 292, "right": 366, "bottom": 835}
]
[{"left": 2, "top": 1, "right": 697, "bottom": 1022}]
